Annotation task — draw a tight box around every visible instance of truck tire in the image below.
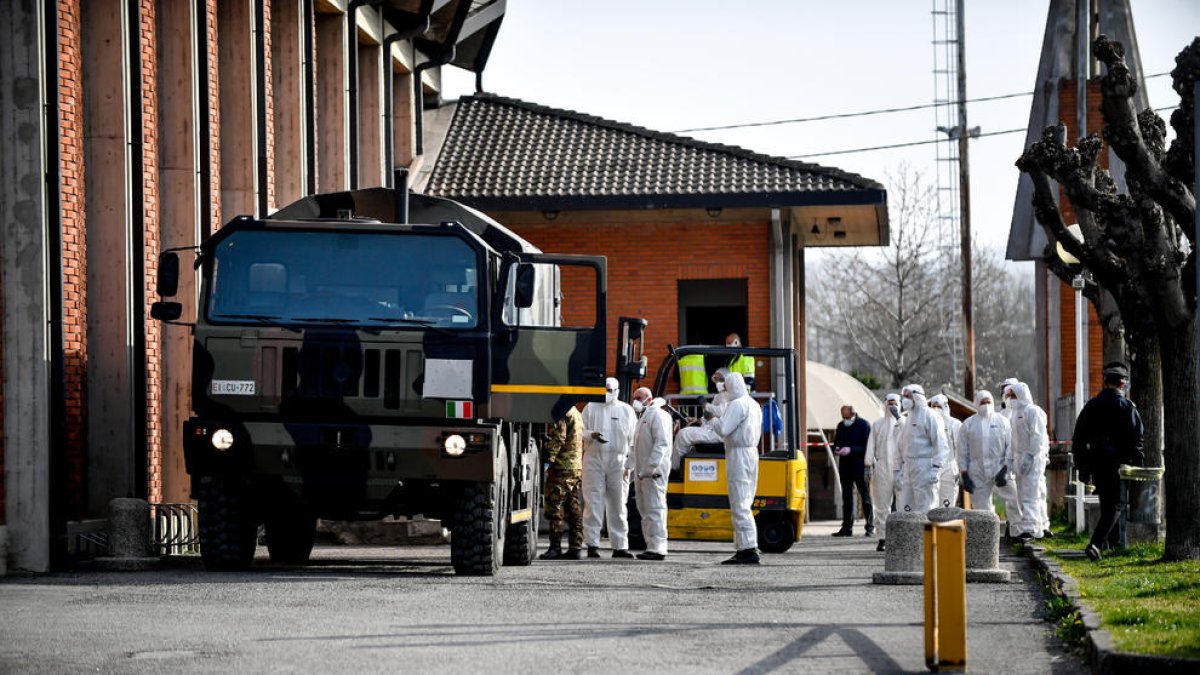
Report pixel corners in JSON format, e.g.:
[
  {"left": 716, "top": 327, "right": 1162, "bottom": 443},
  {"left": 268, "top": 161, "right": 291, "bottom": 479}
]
[
  {"left": 755, "top": 513, "right": 796, "bottom": 553},
  {"left": 451, "top": 481, "right": 503, "bottom": 576},
  {"left": 264, "top": 510, "right": 317, "bottom": 564},
  {"left": 197, "top": 475, "right": 258, "bottom": 570},
  {"left": 503, "top": 458, "right": 541, "bottom": 566}
]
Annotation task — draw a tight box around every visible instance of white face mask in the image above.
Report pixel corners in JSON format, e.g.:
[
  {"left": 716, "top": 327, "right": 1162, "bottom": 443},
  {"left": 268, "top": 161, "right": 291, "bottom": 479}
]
[
  {"left": 841, "top": 418, "right": 854, "bottom": 427},
  {"left": 727, "top": 340, "right": 741, "bottom": 348},
  {"left": 901, "top": 398, "right": 913, "bottom": 412},
  {"left": 605, "top": 390, "right": 617, "bottom": 403},
  {"left": 715, "top": 381, "right": 725, "bottom": 393},
  {"left": 979, "top": 402, "right": 994, "bottom": 416},
  {"left": 632, "top": 399, "right": 646, "bottom": 413},
  {"left": 887, "top": 405, "right": 901, "bottom": 419}
]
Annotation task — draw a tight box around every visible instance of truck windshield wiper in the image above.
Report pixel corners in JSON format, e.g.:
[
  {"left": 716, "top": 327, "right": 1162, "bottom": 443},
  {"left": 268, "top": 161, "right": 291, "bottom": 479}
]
[
  {"left": 215, "top": 313, "right": 282, "bottom": 321},
  {"left": 367, "top": 317, "right": 455, "bottom": 336},
  {"left": 289, "top": 317, "right": 361, "bottom": 324}
]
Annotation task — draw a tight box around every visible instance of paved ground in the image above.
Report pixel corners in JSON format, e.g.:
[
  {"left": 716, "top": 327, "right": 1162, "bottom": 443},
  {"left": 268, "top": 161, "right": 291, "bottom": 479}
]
[{"left": 0, "top": 521, "right": 1084, "bottom": 674}]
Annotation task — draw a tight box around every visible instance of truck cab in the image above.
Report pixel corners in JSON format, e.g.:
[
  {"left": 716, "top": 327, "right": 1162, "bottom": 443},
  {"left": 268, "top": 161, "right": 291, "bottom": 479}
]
[{"left": 153, "top": 188, "right": 606, "bottom": 575}]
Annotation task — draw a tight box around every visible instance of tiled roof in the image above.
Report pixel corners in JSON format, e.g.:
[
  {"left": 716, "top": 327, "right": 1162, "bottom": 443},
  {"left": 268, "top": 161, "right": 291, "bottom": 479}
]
[{"left": 425, "top": 94, "right": 885, "bottom": 211}]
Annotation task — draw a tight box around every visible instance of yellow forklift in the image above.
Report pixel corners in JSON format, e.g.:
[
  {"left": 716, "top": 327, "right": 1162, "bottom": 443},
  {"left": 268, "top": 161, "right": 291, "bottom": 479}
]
[{"left": 627, "top": 344, "right": 807, "bottom": 553}]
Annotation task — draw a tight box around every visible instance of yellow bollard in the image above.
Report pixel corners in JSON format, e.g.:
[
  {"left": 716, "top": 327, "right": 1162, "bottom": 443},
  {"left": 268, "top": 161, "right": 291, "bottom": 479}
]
[{"left": 924, "top": 519, "right": 968, "bottom": 671}]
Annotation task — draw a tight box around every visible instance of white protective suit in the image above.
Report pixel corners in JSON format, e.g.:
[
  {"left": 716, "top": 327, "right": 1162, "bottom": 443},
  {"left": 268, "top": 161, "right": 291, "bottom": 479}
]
[
  {"left": 956, "top": 391, "right": 1022, "bottom": 518},
  {"left": 715, "top": 372, "right": 763, "bottom": 551},
  {"left": 896, "top": 385, "right": 951, "bottom": 514},
  {"left": 633, "top": 397, "right": 673, "bottom": 555},
  {"left": 581, "top": 379, "right": 638, "bottom": 551},
  {"left": 672, "top": 390, "right": 733, "bottom": 469},
  {"left": 1010, "top": 382, "right": 1050, "bottom": 537},
  {"left": 865, "top": 394, "right": 902, "bottom": 539},
  {"left": 930, "top": 395, "right": 962, "bottom": 509},
  {"left": 996, "top": 380, "right": 1026, "bottom": 525}
]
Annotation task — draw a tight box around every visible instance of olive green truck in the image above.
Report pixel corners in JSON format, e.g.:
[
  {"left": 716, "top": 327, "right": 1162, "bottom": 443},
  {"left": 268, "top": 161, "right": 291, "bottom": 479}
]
[{"left": 152, "top": 186, "right": 606, "bottom": 575}]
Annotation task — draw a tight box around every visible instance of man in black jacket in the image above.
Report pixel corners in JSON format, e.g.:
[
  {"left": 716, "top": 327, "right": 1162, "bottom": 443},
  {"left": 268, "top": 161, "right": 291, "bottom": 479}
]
[
  {"left": 832, "top": 405, "right": 874, "bottom": 537},
  {"left": 1072, "top": 362, "right": 1145, "bottom": 561}
]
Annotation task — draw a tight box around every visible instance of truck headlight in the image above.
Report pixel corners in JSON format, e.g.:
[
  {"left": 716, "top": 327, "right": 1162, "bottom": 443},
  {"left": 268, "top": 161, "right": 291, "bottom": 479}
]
[
  {"left": 211, "top": 428, "right": 235, "bottom": 451},
  {"left": 444, "top": 434, "right": 466, "bottom": 457}
]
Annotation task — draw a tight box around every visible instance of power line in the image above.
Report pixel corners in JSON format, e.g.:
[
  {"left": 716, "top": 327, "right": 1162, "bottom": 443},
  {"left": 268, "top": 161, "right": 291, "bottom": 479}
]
[
  {"left": 787, "top": 103, "right": 1180, "bottom": 159},
  {"left": 789, "top": 128, "right": 1025, "bottom": 159},
  {"left": 675, "top": 71, "right": 1172, "bottom": 134}
]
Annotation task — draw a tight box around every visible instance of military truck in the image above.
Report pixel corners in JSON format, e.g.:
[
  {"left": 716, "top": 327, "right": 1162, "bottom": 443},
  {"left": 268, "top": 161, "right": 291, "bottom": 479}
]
[{"left": 151, "top": 185, "right": 607, "bottom": 576}]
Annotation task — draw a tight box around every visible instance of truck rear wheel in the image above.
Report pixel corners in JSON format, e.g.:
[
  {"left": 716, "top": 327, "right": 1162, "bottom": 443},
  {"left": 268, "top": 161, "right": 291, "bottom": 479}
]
[
  {"left": 503, "top": 458, "right": 541, "bottom": 566},
  {"left": 264, "top": 509, "right": 317, "bottom": 564},
  {"left": 451, "top": 481, "right": 504, "bottom": 576},
  {"left": 197, "top": 475, "right": 258, "bottom": 570},
  {"left": 756, "top": 513, "right": 796, "bottom": 553}
]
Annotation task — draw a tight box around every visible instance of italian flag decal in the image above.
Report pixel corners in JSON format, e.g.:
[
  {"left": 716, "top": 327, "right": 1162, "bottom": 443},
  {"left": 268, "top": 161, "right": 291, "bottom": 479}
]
[{"left": 446, "top": 400, "right": 473, "bottom": 419}]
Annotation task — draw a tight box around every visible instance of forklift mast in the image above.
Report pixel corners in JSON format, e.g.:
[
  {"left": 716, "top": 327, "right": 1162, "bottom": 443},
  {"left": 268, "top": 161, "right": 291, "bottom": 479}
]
[{"left": 614, "top": 317, "right": 648, "bottom": 403}]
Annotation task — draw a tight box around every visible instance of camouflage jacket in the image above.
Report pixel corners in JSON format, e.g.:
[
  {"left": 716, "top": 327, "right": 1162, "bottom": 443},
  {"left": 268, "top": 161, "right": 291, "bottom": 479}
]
[{"left": 545, "top": 406, "right": 584, "bottom": 471}]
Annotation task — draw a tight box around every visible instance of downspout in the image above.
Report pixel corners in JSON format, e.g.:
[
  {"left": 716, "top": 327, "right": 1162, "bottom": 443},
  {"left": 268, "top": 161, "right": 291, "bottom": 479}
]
[
  {"left": 44, "top": 0, "right": 69, "bottom": 568},
  {"left": 196, "top": 0, "right": 213, "bottom": 233},
  {"left": 346, "top": 0, "right": 371, "bottom": 190},
  {"left": 254, "top": 0, "right": 268, "bottom": 215},
  {"left": 382, "top": 1, "right": 432, "bottom": 187},
  {"left": 414, "top": 0, "right": 472, "bottom": 157},
  {"left": 302, "top": 0, "right": 316, "bottom": 195},
  {"left": 127, "top": 0, "right": 148, "bottom": 501},
  {"left": 769, "top": 209, "right": 789, "bottom": 440}
]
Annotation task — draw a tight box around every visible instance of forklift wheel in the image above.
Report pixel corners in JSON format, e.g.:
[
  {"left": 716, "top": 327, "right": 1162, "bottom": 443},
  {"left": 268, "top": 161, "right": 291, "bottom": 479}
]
[{"left": 756, "top": 514, "right": 796, "bottom": 554}]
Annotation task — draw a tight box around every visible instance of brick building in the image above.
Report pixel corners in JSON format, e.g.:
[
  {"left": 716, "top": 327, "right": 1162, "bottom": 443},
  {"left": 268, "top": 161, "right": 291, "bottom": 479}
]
[
  {"left": 0, "top": 0, "right": 504, "bottom": 573},
  {"left": 417, "top": 93, "right": 889, "bottom": 471}
]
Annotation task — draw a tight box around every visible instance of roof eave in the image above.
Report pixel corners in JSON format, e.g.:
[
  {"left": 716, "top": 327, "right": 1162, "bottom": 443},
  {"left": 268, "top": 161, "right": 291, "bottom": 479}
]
[{"left": 441, "top": 188, "right": 888, "bottom": 212}]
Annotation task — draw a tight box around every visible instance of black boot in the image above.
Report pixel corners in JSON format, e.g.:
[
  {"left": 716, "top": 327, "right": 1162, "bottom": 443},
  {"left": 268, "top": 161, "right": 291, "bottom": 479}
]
[
  {"left": 831, "top": 528, "right": 852, "bottom": 537},
  {"left": 612, "top": 549, "right": 633, "bottom": 559},
  {"left": 876, "top": 539, "right": 886, "bottom": 552},
  {"left": 564, "top": 547, "right": 582, "bottom": 560},
  {"left": 538, "top": 539, "right": 563, "bottom": 560},
  {"left": 587, "top": 546, "right": 601, "bottom": 558},
  {"left": 721, "top": 548, "right": 760, "bottom": 565}
]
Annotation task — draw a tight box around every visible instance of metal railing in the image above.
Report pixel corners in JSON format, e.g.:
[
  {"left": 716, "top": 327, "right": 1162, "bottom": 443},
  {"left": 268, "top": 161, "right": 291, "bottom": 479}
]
[
  {"left": 666, "top": 392, "right": 784, "bottom": 455},
  {"left": 151, "top": 502, "right": 200, "bottom": 556}
]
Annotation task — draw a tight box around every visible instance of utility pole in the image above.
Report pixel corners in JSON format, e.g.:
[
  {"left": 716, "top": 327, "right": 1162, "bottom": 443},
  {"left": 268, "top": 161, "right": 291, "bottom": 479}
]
[{"left": 956, "top": 0, "right": 976, "bottom": 395}]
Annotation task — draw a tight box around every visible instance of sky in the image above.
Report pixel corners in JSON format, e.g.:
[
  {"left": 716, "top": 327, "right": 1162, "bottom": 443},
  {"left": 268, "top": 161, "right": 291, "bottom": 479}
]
[{"left": 441, "top": 0, "right": 1199, "bottom": 262}]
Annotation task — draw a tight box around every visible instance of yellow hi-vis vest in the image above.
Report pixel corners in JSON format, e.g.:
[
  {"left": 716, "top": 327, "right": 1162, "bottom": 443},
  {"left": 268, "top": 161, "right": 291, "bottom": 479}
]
[
  {"left": 679, "top": 354, "right": 708, "bottom": 395},
  {"left": 730, "top": 354, "right": 756, "bottom": 381}
]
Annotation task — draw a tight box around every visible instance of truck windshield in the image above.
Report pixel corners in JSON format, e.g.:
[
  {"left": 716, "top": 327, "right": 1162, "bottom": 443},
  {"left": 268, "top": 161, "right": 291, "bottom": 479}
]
[{"left": 206, "top": 229, "right": 480, "bottom": 328}]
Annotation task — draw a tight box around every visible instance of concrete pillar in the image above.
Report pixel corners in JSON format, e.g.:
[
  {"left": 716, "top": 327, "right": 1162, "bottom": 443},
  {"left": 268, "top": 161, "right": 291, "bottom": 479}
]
[
  {"left": 357, "top": 42, "right": 383, "bottom": 187},
  {"left": 83, "top": 0, "right": 137, "bottom": 516},
  {"left": 928, "top": 507, "right": 1011, "bottom": 583},
  {"left": 392, "top": 66, "right": 415, "bottom": 169},
  {"left": 157, "top": 0, "right": 200, "bottom": 505},
  {"left": 872, "top": 511, "right": 925, "bottom": 585},
  {"left": 1, "top": 0, "right": 52, "bottom": 573},
  {"left": 316, "top": 10, "right": 348, "bottom": 193},
  {"left": 94, "top": 497, "right": 160, "bottom": 570},
  {"left": 271, "top": 0, "right": 306, "bottom": 206},
  {"left": 218, "top": 0, "right": 258, "bottom": 222}
]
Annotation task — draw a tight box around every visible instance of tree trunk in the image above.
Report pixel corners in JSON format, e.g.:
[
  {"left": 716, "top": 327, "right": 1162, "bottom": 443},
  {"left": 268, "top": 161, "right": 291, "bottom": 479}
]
[
  {"left": 1098, "top": 290, "right": 1126, "bottom": 366},
  {"left": 1159, "top": 320, "right": 1200, "bottom": 561},
  {"left": 1127, "top": 326, "right": 1163, "bottom": 468}
]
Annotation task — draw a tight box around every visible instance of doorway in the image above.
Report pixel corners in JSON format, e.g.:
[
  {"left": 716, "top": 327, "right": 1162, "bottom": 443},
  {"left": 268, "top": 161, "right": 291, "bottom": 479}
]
[{"left": 678, "top": 279, "right": 748, "bottom": 386}]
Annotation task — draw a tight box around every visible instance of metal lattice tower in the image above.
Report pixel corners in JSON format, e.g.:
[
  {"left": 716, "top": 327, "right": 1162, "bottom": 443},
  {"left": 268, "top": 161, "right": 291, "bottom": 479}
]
[{"left": 931, "top": 0, "right": 964, "bottom": 384}]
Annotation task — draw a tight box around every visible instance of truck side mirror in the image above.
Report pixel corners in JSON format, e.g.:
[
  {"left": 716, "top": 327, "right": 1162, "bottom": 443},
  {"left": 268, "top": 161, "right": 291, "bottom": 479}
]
[
  {"left": 157, "top": 252, "right": 180, "bottom": 297},
  {"left": 150, "top": 301, "right": 183, "bottom": 322},
  {"left": 514, "top": 263, "right": 535, "bottom": 308}
]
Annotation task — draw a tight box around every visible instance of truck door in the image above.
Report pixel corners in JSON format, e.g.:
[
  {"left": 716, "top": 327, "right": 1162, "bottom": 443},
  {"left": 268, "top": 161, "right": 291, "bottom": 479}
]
[{"left": 491, "top": 253, "right": 607, "bottom": 423}]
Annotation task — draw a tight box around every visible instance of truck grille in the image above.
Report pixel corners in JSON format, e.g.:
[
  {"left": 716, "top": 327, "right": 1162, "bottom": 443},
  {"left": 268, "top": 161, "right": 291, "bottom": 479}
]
[{"left": 265, "top": 343, "right": 422, "bottom": 408}]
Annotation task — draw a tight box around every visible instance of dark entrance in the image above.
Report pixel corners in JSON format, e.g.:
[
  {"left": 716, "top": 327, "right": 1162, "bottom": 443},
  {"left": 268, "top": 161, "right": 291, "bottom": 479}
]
[{"left": 678, "top": 279, "right": 747, "bottom": 388}]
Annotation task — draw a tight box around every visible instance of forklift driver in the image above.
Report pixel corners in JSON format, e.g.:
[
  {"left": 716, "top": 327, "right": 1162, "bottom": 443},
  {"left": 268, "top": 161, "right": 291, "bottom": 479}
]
[{"left": 671, "top": 368, "right": 732, "bottom": 470}]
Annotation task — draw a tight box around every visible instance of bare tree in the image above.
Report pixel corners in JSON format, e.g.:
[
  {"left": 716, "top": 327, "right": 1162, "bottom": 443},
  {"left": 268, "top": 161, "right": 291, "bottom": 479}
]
[{"left": 1016, "top": 36, "right": 1197, "bottom": 560}]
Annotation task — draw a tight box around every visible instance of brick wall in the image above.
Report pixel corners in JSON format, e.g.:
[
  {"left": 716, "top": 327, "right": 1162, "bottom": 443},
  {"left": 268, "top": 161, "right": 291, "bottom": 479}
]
[
  {"left": 59, "top": 0, "right": 88, "bottom": 519},
  {"left": 1056, "top": 79, "right": 1106, "bottom": 398},
  {"left": 504, "top": 216, "right": 772, "bottom": 392},
  {"left": 140, "top": 0, "right": 162, "bottom": 504}
]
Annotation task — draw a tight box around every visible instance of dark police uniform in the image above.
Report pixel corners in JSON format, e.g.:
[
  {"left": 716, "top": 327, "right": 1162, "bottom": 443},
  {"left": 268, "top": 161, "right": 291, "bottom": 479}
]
[{"left": 1071, "top": 387, "right": 1144, "bottom": 550}]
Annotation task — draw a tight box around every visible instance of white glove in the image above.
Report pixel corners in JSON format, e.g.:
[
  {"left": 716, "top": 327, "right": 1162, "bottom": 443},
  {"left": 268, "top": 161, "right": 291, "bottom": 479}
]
[
  {"left": 703, "top": 403, "right": 718, "bottom": 417},
  {"left": 1019, "top": 453, "right": 1034, "bottom": 476}
]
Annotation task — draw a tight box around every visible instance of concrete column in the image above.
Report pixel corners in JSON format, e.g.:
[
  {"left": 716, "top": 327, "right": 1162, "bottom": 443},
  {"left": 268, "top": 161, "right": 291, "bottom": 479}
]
[
  {"left": 316, "top": 10, "right": 348, "bottom": 192},
  {"left": 218, "top": 0, "right": 258, "bottom": 222},
  {"left": 392, "top": 66, "right": 415, "bottom": 169},
  {"left": 271, "top": 0, "right": 306, "bottom": 206},
  {"left": 0, "top": 0, "right": 52, "bottom": 572},
  {"left": 83, "top": 0, "right": 137, "bottom": 515},
  {"left": 357, "top": 42, "right": 383, "bottom": 187},
  {"left": 157, "top": 0, "right": 200, "bottom": 504}
]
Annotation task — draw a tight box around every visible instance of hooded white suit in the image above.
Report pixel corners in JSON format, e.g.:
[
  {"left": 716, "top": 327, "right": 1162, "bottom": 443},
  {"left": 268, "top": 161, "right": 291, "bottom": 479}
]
[
  {"left": 1010, "top": 382, "right": 1049, "bottom": 537},
  {"left": 865, "top": 394, "right": 901, "bottom": 539},
  {"left": 896, "top": 385, "right": 950, "bottom": 514},
  {"left": 957, "top": 390, "right": 1022, "bottom": 519},
  {"left": 715, "top": 372, "right": 763, "bottom": 551},
  {"left": 632, "top": 396, "right": 673, "bottom": 555},
  {"left": 581, "top": 379, "right": 638, "bottom": 551},
  {"left": 930, "top": 394, "right": 962, "bottom": 509}
]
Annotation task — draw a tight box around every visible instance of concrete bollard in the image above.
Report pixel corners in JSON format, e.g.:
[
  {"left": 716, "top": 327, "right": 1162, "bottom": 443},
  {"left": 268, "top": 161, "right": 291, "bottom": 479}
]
[
  {"left": 927, "top": 507, "right": 1010, "bottom": 583},
  {"left": 872, "top": 511, "right": 927, "bottom": 585},
  {"left": 94, "top": 498, "right": 161, "bottom": 571}
]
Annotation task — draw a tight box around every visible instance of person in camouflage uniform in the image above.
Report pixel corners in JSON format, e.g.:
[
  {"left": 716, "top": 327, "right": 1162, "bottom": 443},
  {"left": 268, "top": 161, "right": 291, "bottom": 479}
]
[{"left": 540, "top": 405, "right": 584, "bottom": 560}]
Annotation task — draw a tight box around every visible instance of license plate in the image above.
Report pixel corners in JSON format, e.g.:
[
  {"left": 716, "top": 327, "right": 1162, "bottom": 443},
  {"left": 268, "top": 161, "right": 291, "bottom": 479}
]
[{"left": 211, "top": 380, "right": 256, "bottom": 395}]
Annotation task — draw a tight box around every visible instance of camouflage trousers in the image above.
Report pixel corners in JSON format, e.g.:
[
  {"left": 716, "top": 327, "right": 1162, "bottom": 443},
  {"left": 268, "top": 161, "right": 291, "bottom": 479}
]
[{"left": 544, "top": 468, "right": 584, "bottom": 549}]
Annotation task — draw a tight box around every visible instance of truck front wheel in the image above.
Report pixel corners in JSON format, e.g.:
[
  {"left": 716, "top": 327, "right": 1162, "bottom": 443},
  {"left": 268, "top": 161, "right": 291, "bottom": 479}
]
[
  {"left": 451, "top": 481, "right": 504, "bottom": 576},
  {"left": 197, "top": 475, "right": 258, "bottom": 570}
]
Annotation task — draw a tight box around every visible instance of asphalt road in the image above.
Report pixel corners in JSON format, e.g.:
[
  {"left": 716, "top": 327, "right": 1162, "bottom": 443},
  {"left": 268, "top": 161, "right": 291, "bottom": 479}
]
[{"left": 0, "top": 521, "right": 1084, "bottom": 674}]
